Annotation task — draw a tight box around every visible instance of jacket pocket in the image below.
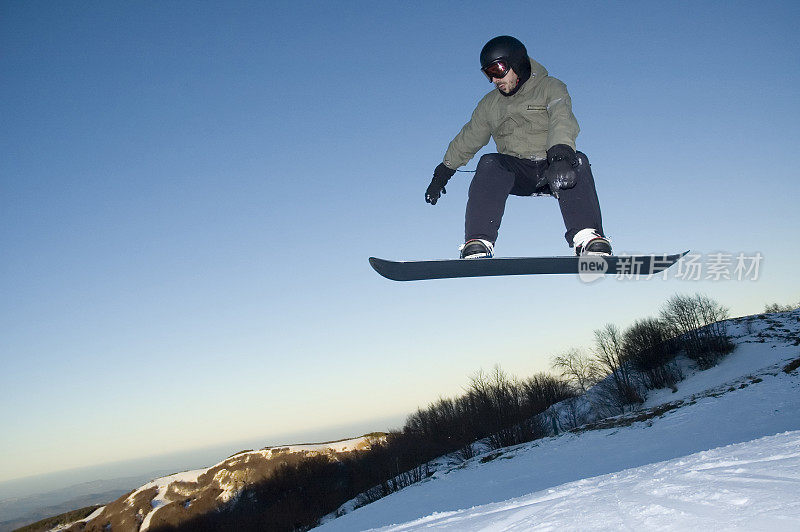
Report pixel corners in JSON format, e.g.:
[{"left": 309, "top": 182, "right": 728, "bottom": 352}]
[
  {"left": 523, "top": 105, "right": 548, "bottom": 131},
  {"left": 494, "top": 116, "right": 516, "bottom": 139}
]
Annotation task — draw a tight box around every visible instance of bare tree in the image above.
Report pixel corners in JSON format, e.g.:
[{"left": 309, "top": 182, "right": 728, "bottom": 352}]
[
  {"left": 592, "top": 323, "right": 643, "bottom": 411},
  {"left": 467, "top": 366, "right": 546, "bottom": 449},
  {"left": 551, "top": 348, "right": 601, "bottom": 393}
]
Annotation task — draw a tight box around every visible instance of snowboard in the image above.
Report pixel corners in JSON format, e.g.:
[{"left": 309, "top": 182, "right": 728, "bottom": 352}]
[{"left": 369, "top": 251, "right": 689, "bottom": 282}]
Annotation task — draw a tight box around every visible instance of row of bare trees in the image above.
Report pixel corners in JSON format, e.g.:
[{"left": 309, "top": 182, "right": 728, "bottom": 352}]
[
  {"left": 354, "top": 368, "right": 576, "bottom": 507},
  {"left": 552, "top": 293, "right": 734, "bottom": 418},
  {"left": 403, "top": 366, "right": 575, "bottom": 459},
  {"left": 764, "top": 300, "right": 800, "bottom": 313}
]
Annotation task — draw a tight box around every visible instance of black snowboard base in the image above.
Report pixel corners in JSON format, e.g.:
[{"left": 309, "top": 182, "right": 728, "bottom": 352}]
[{"left": 369, "top": 252, "right": 689, "bottom": 282}]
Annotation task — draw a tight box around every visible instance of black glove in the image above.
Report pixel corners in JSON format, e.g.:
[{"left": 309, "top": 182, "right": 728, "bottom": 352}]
[
  {"left": 425, "top": 163, "right": 456, "bottom": 205},
  {"left": 538, "top": 144, "right": 579, "bottom": 199}
]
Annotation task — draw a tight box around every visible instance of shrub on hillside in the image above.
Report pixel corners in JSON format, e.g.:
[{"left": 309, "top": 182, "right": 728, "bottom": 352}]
[
  {"left": 622, "top": 318, "right": 682, "bottom": 390},
  {"left": 765, "top": 300, "right": 800, "bottom": 313},
  {"left": 660, "top": 293, "right": 734, "bottom": 369},
  {"left": 521, "top": 373, "right": 579, "bottom": 414}
]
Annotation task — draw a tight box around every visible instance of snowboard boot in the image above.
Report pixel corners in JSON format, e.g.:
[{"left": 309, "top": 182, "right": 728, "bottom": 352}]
[
  {"left": 573, "top": 228, "right": 612, "bottom": 256},
  {"left": 459, "top": 239, "right": 494, "bottom": 259}
]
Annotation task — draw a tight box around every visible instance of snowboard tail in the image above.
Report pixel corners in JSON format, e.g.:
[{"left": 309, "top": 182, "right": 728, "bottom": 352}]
[{"left": 369, "top": 252, "right": 689, "bottom": 282}]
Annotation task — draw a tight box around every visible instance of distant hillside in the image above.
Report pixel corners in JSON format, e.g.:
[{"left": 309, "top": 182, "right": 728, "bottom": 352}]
[
  {"left": 0, "top": 474, "right": 173, "bottom": 532},
  {"left": 37, "top": 435, "right": 383, "bottom": 532}
]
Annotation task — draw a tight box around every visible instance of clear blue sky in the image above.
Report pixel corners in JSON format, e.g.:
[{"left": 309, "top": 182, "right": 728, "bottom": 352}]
[{"left": 2, "top": 0, "right": 799, "bottom": 483}]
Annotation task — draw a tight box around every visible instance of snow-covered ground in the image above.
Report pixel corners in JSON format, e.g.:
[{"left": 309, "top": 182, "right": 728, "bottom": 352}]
[
  {"left": 135, "top": 469, "right": 206, "bottom": 531},
  {"left": 267, "top": 436, "right": 381, "bottom": 454},
  {"left": 376, "top": 431, "right": 800, "bottom": 531},
  {"left": 319, "top": 311, "right": 800, "bottom": 530}
]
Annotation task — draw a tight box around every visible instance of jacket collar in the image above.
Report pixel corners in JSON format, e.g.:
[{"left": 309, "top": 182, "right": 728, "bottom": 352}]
[{"left": 496, "top": 57, "right": 548, "bottom": 98}]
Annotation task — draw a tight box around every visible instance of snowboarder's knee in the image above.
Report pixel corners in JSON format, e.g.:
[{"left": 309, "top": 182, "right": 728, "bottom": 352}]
[{"left": 476, "top": 153, "right": 504, "bottom": 170}]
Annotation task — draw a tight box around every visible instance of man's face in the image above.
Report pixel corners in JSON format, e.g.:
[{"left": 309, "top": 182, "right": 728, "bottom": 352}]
[{"left": 492, "top": 68, "right": 519, "bottom": 94}]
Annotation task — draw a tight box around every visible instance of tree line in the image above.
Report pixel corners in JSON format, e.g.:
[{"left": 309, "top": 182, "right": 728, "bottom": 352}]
[{"left": 551, "top": 292, "right": 735, "bottom": 426}]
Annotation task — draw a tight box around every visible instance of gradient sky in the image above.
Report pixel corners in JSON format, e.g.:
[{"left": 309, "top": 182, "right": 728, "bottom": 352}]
[{"left": 2, "top": 1, "right": 799, "bottom": 483}]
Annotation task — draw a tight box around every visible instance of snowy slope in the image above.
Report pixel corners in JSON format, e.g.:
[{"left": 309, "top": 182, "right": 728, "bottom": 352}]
[
  {"left": 318, "top": 311, "right": 800, "bottom": 530},
  {"left": 135, "top": 469, "right": 206, "bottom": 531},
  {"left": 375, "top": 431, "right": 800, "bottom": 531}
]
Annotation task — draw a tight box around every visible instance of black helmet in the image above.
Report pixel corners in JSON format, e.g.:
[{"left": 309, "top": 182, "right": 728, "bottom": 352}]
[{"left": 480, "top": 35, "right": 531, "bottom": 81}]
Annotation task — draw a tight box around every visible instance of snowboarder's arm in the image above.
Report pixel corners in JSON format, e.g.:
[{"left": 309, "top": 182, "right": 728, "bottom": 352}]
[
  {"left": 442, "top": 96, "right": 492, "bottom": 170},
  {"left": 545, "top": 79, "right": 580, "bottom": 151}
]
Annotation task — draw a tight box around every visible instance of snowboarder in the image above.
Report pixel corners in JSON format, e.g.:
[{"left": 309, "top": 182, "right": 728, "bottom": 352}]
[{"left": 425, "top": 36, "right": 611, "bottom": 259}]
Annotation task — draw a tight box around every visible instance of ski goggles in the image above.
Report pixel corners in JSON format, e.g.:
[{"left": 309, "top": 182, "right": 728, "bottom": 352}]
[{"left": 481, "top": 59, "right": 511, "bottom": 81}]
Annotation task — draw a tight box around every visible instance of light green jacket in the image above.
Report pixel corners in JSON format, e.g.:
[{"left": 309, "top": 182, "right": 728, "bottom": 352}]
[{"left": 443, "top": 58, "right": 580, "bottom": 169}]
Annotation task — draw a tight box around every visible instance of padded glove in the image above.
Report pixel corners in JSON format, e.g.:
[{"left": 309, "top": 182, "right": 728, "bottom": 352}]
[
  {"left": 425, "top": 163, "right": 456, "bottom": 205},
  {"left": 539, "top": 144, "right": 579, "bottom": 199}
]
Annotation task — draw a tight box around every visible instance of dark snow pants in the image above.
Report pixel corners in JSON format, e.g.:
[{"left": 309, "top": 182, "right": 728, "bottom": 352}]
[{"left": 465, "top": 152, "right": 604, "bottom": 247}]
